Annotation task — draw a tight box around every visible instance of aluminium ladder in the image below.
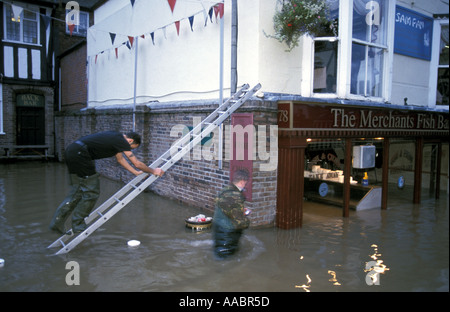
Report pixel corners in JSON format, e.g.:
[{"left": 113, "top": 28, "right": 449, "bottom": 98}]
[{"left": 48, "top": 83, "right": 261, "bottom": 255}]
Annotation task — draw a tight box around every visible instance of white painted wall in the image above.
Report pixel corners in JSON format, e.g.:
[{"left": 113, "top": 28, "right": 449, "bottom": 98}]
[{"left": 88, "top": 0, "right": 449, "bottom": 108}]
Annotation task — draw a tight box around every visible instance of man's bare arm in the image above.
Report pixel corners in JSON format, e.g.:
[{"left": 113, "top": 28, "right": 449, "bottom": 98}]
[
  {"left": 121, "top": 151, "right": 164, "bottom": 176},
  {"left": 115, "top": 152, "right": 142, "bottom": 176}
]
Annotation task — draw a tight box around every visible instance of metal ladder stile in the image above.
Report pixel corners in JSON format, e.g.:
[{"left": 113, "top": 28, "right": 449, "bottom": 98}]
[{"left": 47, "top": 83, "right": 261, "bottom": 255}]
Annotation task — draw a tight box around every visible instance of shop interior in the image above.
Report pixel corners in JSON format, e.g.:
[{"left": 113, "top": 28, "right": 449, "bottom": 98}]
[{"left": 302, "top": 137, "right": 449, "bottom": 218}]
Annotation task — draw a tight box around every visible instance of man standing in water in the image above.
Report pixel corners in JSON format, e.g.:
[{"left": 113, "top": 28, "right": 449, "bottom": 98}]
[
  {"left": 49, "top": 131, "right": 164, "bottom": 234},
  {"left": 213, "top": 169, "right": 251, "bottom": 259}
]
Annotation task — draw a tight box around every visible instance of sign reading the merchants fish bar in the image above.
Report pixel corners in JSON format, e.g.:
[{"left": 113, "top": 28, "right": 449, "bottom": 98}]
[{"left": 278, "top": 103, "right": 449, "bottom": 131}]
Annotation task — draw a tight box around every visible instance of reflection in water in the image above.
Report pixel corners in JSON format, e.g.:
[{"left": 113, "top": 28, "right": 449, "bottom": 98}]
[
  {"left": 364, "top": 244, "right": 390, "bottom": 286},
  {"left": 328, "top": 270, "right": 341, "bottom": 286},
  {"left": 295, "top": 274, "right": 312, "bottom": 292},
  {"left": 0, "top": 162, "right": 448, "bottom": 292}
]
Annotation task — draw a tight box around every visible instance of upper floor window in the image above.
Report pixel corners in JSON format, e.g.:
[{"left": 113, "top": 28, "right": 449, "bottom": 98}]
[
  {"left": 437, "top": 23, "right": 449, "bottom": 106},
  {"left": 351, "top": 0, "right": 389, "bottom": 98},
  {"left": 3, "top": 3, "right": 39, "bottom": 45},
  {"left": 308, "top": 0, "right": 395, "bottom": 102},
  {"left": 65, "top": 10, "right": 89, "bottom": 37}
]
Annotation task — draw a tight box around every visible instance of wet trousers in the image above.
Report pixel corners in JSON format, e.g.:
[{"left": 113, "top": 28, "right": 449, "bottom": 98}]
[
  {"left": 49, "top": 142, "right": 100, "bottom": 234},
  {"left": 213, "top": 225, "right": 243, "bottom": 259}
]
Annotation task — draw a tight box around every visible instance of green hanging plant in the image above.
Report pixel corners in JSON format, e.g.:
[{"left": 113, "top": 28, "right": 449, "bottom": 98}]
[{"left": 267, "top": 0, "right": 338, "bottom": 51}]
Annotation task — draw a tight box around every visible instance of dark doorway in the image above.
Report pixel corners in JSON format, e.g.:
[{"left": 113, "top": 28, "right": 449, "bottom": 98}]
[{"left": 16, "top": 94, "right": 45, "bottom": 145}]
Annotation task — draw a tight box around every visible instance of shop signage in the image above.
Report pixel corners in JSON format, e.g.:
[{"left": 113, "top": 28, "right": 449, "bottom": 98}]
[
  {"left": 278, "top": 103, "right": 449, "bottom": 131},
  {"left": 394, "top": 6, "right": 433, "bottom": 61},
  {"left": 16, "top": 94, "right": 45, "bottom": 108}
]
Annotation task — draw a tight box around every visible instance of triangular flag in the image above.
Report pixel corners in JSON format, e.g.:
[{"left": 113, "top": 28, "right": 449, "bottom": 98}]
[
  {"left": 167, "top": 0, "right": 176, "bottom": 13},
  {"left": 189, "top": 15, "right": 194, "bottom": 31},
  {"left": 126, "top": 41, "right": 131, "bottom": 50},
  {"left": 162, "top": 26, "right": 167, "bottom": 39},
  {"left": 128, "top": 36, "right": 134, "bottom": 47},
  {"left": 109, "top": 32, "right": 116, "bottom": 45},
  {"left": 175, "top": 21, "right": 180, "bottom": 36},
  {"left": 41, "top": 15, "right": 51, "bottom": 31},
  {"left": 68, "top": 24, "right": 75, "bottom": 36},
  {"left": 208, "top": 7, "right": 214, "bottom": 22},
  {"left": 140, "top": 34, "right": 145, "bottom": 39},
  {"left": 130, "top": 0, "right": 135, "bottom": 7},
  {"left": 11, "top": 4, "right": 23, "bottom": 21},
  {"left": 95, "top": 55, "right": 98, "bottom": 64},
  {"left": 217, "top": 3, "right": 224, "bottom": 19},
  {"left": 203, "top": 8, "right": 208, "bottom": 26},
  {"left": 214, "top": 5, "right": 219, "bottom": 19},
  {"left": 150, "top": 32, "right": 155, "bottom": 45},
  {"left": 115, "top": 47, "right": 118, "bottom": 59}
]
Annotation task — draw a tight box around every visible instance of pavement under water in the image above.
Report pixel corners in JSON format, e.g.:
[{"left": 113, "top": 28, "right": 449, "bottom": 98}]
[{"left": 0, "top": 161, "right": 448, "bottom": 292}]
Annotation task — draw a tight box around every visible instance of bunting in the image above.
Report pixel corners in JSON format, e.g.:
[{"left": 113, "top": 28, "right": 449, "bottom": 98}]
[
  {"left": 90, "top": 1, "right": 225, "bottom": 64},
  {"left": 175, "top": 20, "right": 180, "bottom": 36},
  {"left": 167, "top": 0, "right": 177, "bottom": 13},
  {"left": 189, "top": 15, "right": 194, "bottom": 32},
  {"left": 110, "top": 32, "right": 116, "bottom": 45},
  {"left": 11, "top": 4, "right": 23, "bottom": 21},
  {"left": 68, "top": 24, "right": 75, "bottom": 36}
]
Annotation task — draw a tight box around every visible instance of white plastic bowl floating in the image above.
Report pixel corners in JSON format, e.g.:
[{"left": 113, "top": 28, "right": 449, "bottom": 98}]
[{"left": 127, "top": 240, "right": 140, "bottom": 248}]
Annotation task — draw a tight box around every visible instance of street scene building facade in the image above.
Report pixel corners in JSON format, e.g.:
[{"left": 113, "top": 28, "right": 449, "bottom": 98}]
[{"left": 1, "top": 0, "right": 449, "bottom": 228}]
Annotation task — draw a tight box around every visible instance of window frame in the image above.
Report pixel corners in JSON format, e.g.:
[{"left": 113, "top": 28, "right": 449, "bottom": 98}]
[
  {"left": 65, "top": 10, "right": 89, "bottom": 37},
  {"left": 428, "top": 18, "right": 449, "bottom": 108},
  {"left": 302, "top": 0, "right": 395, "bottom": 102},
  {"left": 2, "top": 3, "right": 41, "bottom": 46}
]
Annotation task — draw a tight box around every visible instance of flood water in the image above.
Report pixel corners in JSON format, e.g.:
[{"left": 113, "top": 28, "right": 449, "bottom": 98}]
[{"left": 0, "top": 161, "right": 448, "bottom": 292}]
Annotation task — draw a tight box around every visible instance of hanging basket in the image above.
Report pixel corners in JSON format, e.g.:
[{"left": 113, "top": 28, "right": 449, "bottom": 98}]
[{"left": 267, "top": 0, "right": 338, "bottom": 51}]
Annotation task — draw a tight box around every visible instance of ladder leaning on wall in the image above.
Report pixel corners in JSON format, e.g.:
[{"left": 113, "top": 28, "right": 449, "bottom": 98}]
[{"left": 47, "top": 83, "right": 262, "bottom": 255}]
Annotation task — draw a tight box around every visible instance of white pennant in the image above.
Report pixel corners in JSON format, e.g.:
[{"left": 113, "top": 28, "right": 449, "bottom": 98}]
[{"left": 11, "top": 4, "right": 23, "bottom": 21}]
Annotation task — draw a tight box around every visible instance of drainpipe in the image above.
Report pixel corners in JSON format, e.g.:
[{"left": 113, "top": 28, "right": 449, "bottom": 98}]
[{"left": 230, "top": 0, "right": 238, "bottom": 95}]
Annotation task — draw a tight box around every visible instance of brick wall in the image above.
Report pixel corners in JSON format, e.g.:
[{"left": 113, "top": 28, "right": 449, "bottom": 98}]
[
  {"left": 60, "top": 44, "right": 87, "bottom": 110},
  {"left": 55, "top": 99, "right": 278, "bottom": 227}
]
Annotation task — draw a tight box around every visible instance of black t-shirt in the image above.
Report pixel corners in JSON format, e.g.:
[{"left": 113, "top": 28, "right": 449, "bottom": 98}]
[{"left": 78, "top": 131, "right": 131, "bottom": 160}]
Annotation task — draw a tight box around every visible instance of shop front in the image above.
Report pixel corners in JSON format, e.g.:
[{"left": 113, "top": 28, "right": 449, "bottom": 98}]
[{"left": 276, "top": 101, "right": 449, "bottom": 229}]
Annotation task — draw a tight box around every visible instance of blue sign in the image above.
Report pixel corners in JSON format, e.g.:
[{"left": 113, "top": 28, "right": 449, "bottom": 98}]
[{"left": 394, "top": 6, "right": 433, "bottom": 60}]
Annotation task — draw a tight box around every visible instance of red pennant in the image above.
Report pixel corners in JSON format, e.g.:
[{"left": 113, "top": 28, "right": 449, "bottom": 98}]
[
  {"left": 175, "top": 21, "right": 180, "bottom": 36},
  {"left": 217, "top": 3, "right": 224, "bottom": 19},
  {"left": 167, "top": 0, "right": 176, "bottom": 13},
  {"left": 95, "top": 55, "right": 98, "bottom": 64},
  {"left": 115, "top": 47, "right": 118, "bottom": 59},
  {"left": 68, "top": 24, "right": 75, "bottom": 36},
  {"left": 128, "top": 36, "right": 134, "bottom": 47}
]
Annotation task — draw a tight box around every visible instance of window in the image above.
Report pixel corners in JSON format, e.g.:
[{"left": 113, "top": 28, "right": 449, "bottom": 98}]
[
  {"left": 437, "top": 24, "right": 449, "bottom": 106},
  {"left": 65, "top": 10, "right": 89, "bottom": 37},
  {"left": 350, "top": 0, "right": 389, "bottom": 98},
  {"left": 313, "top": 1, "right": 339, "bottom": 94},
  {"left": 3, "top": 3, "right": 40, "bottom": 45},
  {"left": 307, "top": 0, "right": 395, "bottom": 101}
]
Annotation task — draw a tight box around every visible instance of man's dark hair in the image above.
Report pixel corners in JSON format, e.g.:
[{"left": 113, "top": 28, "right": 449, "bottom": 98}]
[
  {"left": 125, "top": 132, "right": 141, "bottom": 146},
  {"left": 232, "top": 169, "right": 249, "bottom": 183}
]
